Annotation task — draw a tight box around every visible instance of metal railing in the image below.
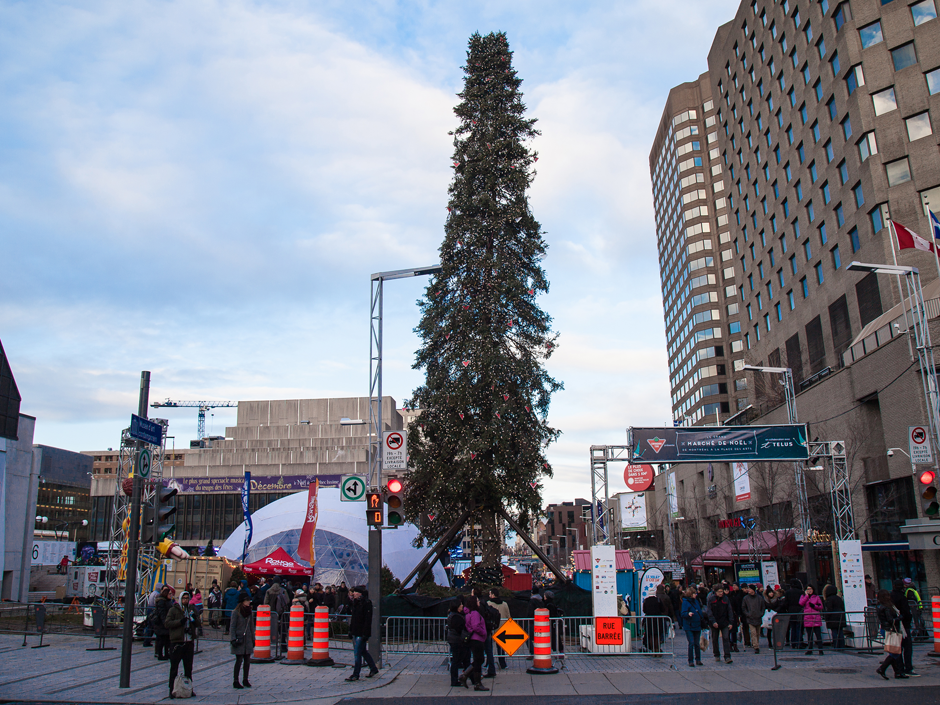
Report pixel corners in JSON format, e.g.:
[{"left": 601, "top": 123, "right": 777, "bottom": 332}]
[{"left": 384, "top": 615, "right": 676, "bottom": 663}]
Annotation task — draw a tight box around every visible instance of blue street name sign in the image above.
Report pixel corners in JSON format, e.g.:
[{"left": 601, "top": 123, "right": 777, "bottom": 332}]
[{"left": 129, "top": 414, "right": 162, "bottom": 445}]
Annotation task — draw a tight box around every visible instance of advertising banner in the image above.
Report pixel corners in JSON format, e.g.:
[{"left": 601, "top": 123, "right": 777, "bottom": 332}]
[
  {"left": 639, "top": 568, "right": 665, "bottom": 616},
  {"left": 240, "top": 471, "right": 252, "bottom": 561},
  {"left": 733, "top": 462, "right": 751, "bottom": 502},
  {"left": 735, "top": 562, "right": 761, "bottom": 583},
  {"left": 623, "top": 464, "right": 654, "bottom": 492},
  {"left": 619, "top": 492, "right": 647, "bottom": 531},
  {"left": 590, "top": 545, "right": 617, "bottom": 617},
  {"left": 166, "top": 473, "right": 342, "bottom": 494},
  {"left": 629, "top": 425, "right": 809, "bottom": 463},
  {"left": 838, "top": 540, "right": 866, "bottom": 615},
  {"left": 761, "top": 561, "right": 780, "bottom": 588},
  {"left": 296, "top": 479, "right": 319, "bottom": 566},
  {"left": 31, "top": 540, "right": 76, "bottom": 566},
  {"left": 666, "top": 470, "right": 678, "bottom": 518}
]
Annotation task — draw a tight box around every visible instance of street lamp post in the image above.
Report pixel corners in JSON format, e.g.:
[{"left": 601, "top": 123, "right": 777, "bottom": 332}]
[
  {"left": 847, "top": 262, "right": 940, "bottom": 477},
  {"left": 367, "top": 265, "right": 441, "bottom": 666},
  {"left": 742, "top": 364, "right": 816, "bottom": 588}
]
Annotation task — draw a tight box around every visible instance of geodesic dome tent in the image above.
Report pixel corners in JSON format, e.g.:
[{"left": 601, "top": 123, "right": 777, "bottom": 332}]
[{"left": 218, "top": 487, "right": 448, "bottom": 588}]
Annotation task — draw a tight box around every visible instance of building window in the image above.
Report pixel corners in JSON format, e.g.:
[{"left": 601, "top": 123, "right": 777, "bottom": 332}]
[
  {"left": 832, "top": 245, "right": 841, "bottom": 269},
  {"left": 788, "top": 290, "right": 796, "bottom": 310},
  {"left": 823, "top": 182, "right": 831, "bottom": 204},
  {"left": 807, "top": 200, "right": 815, "bottom": 222},
  {"left": 872, "top": 87, "right": 898, "bottom": 116},
  {"left": 842, "top": 115, "right": 852, "bottom": 140},
  {"left": 838, "top": 161, "right": 849, "bottom": 185},
  {"left": 810, "top": 162, "right": 818, "bottom": 183},
  {"left": 831, "top": 51, "right": 840, "bottom": 76},
  {"left": 776, "top": 302, "right": 783, "bottom": 321},
  {"left": 850, "top": 226, "right": 861, "bottom": 252},
  {"left": 886, "top": 158, "right": 912, "bottom": 186},
  {"left": 790, "top": 255, "right": 798, "bottom": 274},
  {"left": 836, "top": 203, "right": 845, "bottom": 226},
  {"left": 801, "top": 277, "right": 809, "bottom": 298},
  {"left": 834, "top": 3, "right": 849, "bottom": 30},
  {"left": 811, "top": 120, "right": 821, "bottom": 143},
  {"left": 912, "top": 0, "right": 938, "bottom": 24},
  {"left": 820, "top": 221, "right": 828, "bottom": 244},
  {"left": 827, "top": 97, "right": 837, "bottom": 121},
  {"left": 858, "top": 131, "right": 878, "bottom": 161},
  {"left": 859, "top": 21, "right": 883, "bottom": 48},
  {"left": 815, "top": 262, "right": 824, "bottom": 284},
  {"left": 906, "top": 112, "right": 933, "bottom": 141},
  {"left": 730, "top": 321, "right": 742, "bottom": 334},
  {"left": 846, "top": 65, "right": 865, "bottom": 94},
  {"left": 853, "top": 183, "right": 865, "bottom": 207},
  {"left": 871, "top": 206, "right": 885, "bottom": 233},
  {"left": 892, "top": 43, "right": 918, "bottom": 71},
  {"left": 804, "top": 239, "right": 813, "bottom": 260},
  {"left": 928, "top": 67, "right": 940, "bottom": 95},
  {"left": 799, "top": 103, "right": 808, "bottom": 124}
]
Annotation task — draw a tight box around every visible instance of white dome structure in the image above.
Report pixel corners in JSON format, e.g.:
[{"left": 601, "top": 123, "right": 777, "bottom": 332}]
[{"left": 218, "top": 488, "right": 448, "bottom": 588}]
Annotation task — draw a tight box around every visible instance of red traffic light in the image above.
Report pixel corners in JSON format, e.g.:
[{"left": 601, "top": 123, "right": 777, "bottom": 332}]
[
  {"left": 919, "top": 470, "right": 936, "bottom": 485},
  {"left": 388, "top": 478, "right": 403, "bottom": 493}
]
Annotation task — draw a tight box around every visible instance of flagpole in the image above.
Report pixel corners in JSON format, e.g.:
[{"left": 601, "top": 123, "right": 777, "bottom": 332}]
[{"left": 889, "top": 218, "right": 915, "bottom": 362}]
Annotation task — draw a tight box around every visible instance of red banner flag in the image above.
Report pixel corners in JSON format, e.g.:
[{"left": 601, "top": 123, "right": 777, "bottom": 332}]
[
  {"left": 296, "top": 479, "right": 319, "bottom": 568},
  {"left": 893, "top": 220, "right": 938, "bottom": 256}
]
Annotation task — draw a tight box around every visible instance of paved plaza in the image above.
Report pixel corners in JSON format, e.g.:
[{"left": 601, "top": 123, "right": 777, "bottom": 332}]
[{"left": 1, "top": 633, "right": 939, "bottom": 704}]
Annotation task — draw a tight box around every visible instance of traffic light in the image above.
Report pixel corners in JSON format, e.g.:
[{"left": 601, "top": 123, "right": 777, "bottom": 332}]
[
  {"left": 385, "top": 477, "right": 404, "bottom": 526},
  {"left": 918, "top": 469, "right": 939, "bottom": 516},
  {"left": 366, "top": 492, "right": 383, "bottom": 526},
  {"left": 152, "top": 483, "right": 178, "bottom": 544}
]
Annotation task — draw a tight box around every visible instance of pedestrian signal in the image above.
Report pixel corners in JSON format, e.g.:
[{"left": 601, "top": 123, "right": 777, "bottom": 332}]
[{"left": 366, "top": 492, "right": 383, "bottom": 526}]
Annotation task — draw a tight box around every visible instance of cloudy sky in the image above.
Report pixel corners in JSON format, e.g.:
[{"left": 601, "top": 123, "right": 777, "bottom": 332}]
[{"left": 1, "top": 0, "right": 739, "bottom": 503}]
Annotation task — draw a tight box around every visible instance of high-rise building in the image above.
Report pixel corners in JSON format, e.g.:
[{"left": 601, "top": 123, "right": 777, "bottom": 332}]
[
  {"left": 650, "top": 75, "right": 745, "bottom": 426},
  {"left": 650, "top": 0, "right": 940, "bottom": 591}
]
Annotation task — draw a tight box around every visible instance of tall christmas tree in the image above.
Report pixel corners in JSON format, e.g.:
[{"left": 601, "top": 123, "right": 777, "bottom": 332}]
[{"left": 404, "top": 31, "right": 562, "bottom": 573}]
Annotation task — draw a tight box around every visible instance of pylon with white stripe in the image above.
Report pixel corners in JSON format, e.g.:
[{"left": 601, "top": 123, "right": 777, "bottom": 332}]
[
  {"left": 306, "top": 605, "right": 334, "bottom": 666},
  {"left": 931, "top": 596, "right": 940, "bottom": 657},
  {"left": 281, "top": 604, "right": 306, "bottom": 664},
  {"left": 526, "top": 607, "right": 558, "bottom": 674},
  {"left": 251, "top": 605, "right": 277, "bottom": 663}
]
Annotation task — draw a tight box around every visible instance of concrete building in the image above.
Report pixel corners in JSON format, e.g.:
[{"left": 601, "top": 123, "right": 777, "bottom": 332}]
[
  {"left": 87, "top": 396, "right": 404, "bottom": 547},
  {"left": 33, "top": 445, "right": 93, "bottom": 542},
  {"left": 651, "top": 0, "right": 940, "bottom": 591},
  {"left": 543, "top": 499, "right": 591, "bottom": 565},
  {"left": 1, "top": 414, "right": 38, "bottom": 602}
]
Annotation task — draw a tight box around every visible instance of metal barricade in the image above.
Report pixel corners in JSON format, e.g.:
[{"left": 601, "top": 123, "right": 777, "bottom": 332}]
[{"left": 770, "top": 610, "right": 883, "bottom": 666}]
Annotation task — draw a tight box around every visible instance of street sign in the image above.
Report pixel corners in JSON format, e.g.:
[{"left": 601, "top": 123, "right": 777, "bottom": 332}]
[
  {"left": 129, "top": 414, "right": 162, "bottom": 446},
  {"left": 136, "top": 448, "right": 152, "bottom": 479},
  {"left": 383, "top": 430, "right": 407, "bottom": 471},
  {"left": 492, "top": 618, "right": 528, "bottom": 656},
  {"left": 591, "top": 544, "right": 617, "bottom": 617},
  {"left": 624, "top": 464, "right": 654, "bottom": 491},
  {"left": 594, "top": 616, "right": 624, "bottom": 646},
  {"left": 340, "top": 475, "right": 366, "bottom": 502},
  {"left": 910, "top": 425, "right": 933, "bottom": 464}
]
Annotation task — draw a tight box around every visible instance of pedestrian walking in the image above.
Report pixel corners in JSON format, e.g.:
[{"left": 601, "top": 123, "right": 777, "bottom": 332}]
[
  {"left": 741, "top": 584, "right": 766, "bottom": 654},
  {"left": 681, "top": 587, "right": 704, "bottom": 667},
  {"left": 890, "top": 579, "right": 917, "bottom": 675},
  {"left": 446, "top": 598, "right": 469, "bottom": 686},
  {"left": 345, "top": 586, "right": 379, "bottom": 681},
  {"left": 728, "top": 583, "right": 744, "bottom": 651},
  {"left": 823, "top": 585, "right": 846, "bottom": 649},
  {"left": 876, "top": 590, "right": 908, "bottom": 680},
  {"left": 487, "top": 588, "right": 511, "bottom": 671},
  {"left": 799, "top": 585, "right": 824, "bottom": 655},
  {"left": 166, "top": 590, "right": 201, "bottom": 699},
  {"left": 456, "top": 596, "right": 488, "bottom": 691},
  {"left": 206, "top": 584, "right": 222, "bottom": 629},
  {"left": 708, "top": 586, "right": 733, "bottom": 663},
  {"left": 230, "top": 595, "right": 255, "bottom": 689},
  {"left": 222, "top": 581, "right": 239, "bottom": 635},
  {"left": 152, "top": 586, "right": 173, "bottom": 660}
]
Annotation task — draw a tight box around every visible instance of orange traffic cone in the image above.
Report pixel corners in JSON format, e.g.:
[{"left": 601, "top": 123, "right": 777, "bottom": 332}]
[
  {"left": 932, "top": 596, "right": 940, "bottom": 656},
  {"left": 281, "top": 604, "right": 306, "bottom": 664},
  {"left": 251, "top": 605, "right": 277, "bottom": 663},
  {"left": 526, "top": 607, "right": 558, "bottom": 674},
  {"left": 306, "top": 605, "right": 334, "bottom": 666}
]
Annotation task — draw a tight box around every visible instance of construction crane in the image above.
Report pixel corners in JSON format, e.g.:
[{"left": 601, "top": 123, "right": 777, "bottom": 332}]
[{"left": 150, "top": 399, "right": 238, "bottom": 439}]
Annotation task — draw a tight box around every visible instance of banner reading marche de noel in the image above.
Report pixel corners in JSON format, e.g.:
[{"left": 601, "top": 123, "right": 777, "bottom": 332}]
[{"left": 629, "top": 425, "right": 808, "bottom": 463}]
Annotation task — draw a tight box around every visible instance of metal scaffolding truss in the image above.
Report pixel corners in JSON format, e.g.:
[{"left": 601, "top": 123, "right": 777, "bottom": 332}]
[
  {"left": 807, "top": 440, "right": 854, "bottom": 541},
  {"left": 104, "top": 424, "right": 167, "bottom": 608},
  {"left": 590, "top": 445, "right": 630, "bottom": 546}
]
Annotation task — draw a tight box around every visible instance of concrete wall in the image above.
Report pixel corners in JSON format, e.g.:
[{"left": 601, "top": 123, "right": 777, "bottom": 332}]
[{"left": 1, "top": 415, "right": 37, "bottom": 602}]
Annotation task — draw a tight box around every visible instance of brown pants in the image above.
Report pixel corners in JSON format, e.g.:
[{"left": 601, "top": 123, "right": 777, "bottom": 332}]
[{"left": 749, "top": 624, "right": 760, "bottom": 649}]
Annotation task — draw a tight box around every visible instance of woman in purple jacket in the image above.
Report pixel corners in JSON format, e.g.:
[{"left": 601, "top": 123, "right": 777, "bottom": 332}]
[
  {"left": 457, "top": 596, "right": 489, "bottom": 691},
  {"left": 799, "top": 586, "right": 824, "bottom": 655}
]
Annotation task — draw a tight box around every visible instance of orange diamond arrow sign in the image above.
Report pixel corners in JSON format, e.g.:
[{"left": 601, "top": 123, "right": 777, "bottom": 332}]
[{"left": 492, "top": 618, "right": 528, "bottom": 656}]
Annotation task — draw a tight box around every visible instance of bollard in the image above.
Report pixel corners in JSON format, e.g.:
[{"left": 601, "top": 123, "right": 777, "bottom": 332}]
[
  {"left": 931, "top": 597, "right": 940, "bottom": 657},
  {"left": 252, "top": 605, "right": 277, "bottom": 663},
  {"left": 526, "top": 608, "right": 558, "bottom": 674},
  {"left": 306, "top": 605, "right": 334, "bottom": 666},
  {"left": 281, "top": 605, "right": 306, "bottom": 665}
]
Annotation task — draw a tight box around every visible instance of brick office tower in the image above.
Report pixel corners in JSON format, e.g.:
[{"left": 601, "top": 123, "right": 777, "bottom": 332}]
[{"left": 651, "top": 0, "right": 940, "bottom": 590}]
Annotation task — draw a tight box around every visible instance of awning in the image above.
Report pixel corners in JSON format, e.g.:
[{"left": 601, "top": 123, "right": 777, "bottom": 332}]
[
  {"left": 242, "top": 547, "right": 312, "bottom": 577},
  {"left": 692, "top": 531, "right": 797, "bottom": 568},
  {"left": 572, "top": 549, "right": 634, "bottom": 571}
]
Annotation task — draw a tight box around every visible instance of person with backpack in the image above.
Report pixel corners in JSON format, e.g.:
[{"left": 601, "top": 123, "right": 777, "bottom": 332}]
[
  {"left": 456, "top": 596, "right": 488, "bottom": 691},
  {"left": 487, "top": 589, "right": 511, "bottom": 671},
  {"left": 165, "top": 591, "right": 201, "bottom": 699}
]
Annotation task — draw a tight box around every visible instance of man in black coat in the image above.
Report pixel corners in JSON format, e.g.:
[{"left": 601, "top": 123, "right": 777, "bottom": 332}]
[
  {"left": 346, "top": 586, "right": 378, "bottom": 681},
  {"left": 709, "top": 587, "right": 734, "bottom": 664},
  {"left": 891, "top": 580, "right": 916, "bottom": 675},
  {"left": 784, "top": 579, "right": 804, "bottom": 648}
]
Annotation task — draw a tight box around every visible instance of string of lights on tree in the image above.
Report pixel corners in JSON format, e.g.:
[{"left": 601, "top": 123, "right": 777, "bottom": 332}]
[{"left": 404, "top": 32, "right": 562, "bottom": 556}]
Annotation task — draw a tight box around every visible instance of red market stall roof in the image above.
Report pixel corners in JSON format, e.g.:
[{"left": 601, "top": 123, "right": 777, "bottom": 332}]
[
  {"left": 243, "top": 547, "right": 312, "bottom": 577},
  {"left": 692, "top": 531, "right": 797, "bottom": 568},
  {"left": 572, "top": 550, "right": 634, "bottom": 571},
  {"left": 460, "top": 563, "right": 516, "bottom": 580}
]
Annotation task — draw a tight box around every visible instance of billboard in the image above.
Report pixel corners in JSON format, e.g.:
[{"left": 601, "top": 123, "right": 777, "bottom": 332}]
[
  {"left": 618, "top": 492, "right": 647, "bottom": 532},
  {"left": 733, "top": 462, "right": 751, "bottom": 502},
  {"left": 629, "top": 425, "right": 808, "bottom": 463}
]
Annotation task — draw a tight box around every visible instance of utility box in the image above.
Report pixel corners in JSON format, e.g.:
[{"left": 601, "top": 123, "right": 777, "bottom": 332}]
[{"left": 65, "top": 566, "right": 105, "bottom": 599}]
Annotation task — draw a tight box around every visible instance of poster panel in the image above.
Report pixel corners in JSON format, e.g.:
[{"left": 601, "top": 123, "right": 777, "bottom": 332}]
[
  {"left": 591, "top": 545, "right": 617, "bottom": 617},
  {"left": 619, "top": 492, "right": 647, "bottom": 531},
  {"left": 733, "top": 462, "right": 751, "bottom": 502}
]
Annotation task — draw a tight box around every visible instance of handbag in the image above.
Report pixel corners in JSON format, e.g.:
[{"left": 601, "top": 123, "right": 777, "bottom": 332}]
[
  {"left": 884, "top": 631, "right": 902, "bottom": 655},
  {"left": 700, "top": 632, "right": 709, "bottom": 650},
  {"left": 172, "top": 675, "right": 193, "bottom": 699},
  {"left": 231, "top": 635, "right": 244, "bottom": 648}
]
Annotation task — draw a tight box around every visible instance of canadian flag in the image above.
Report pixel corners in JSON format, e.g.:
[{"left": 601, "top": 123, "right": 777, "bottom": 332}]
[{"left": 893, "top": 220, "right": 939, "bottom": 257}]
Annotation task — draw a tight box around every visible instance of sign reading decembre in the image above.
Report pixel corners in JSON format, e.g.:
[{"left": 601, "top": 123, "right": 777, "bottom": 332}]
[{"left": 594, "top": 617, "right": 624, "bottom": 645}]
